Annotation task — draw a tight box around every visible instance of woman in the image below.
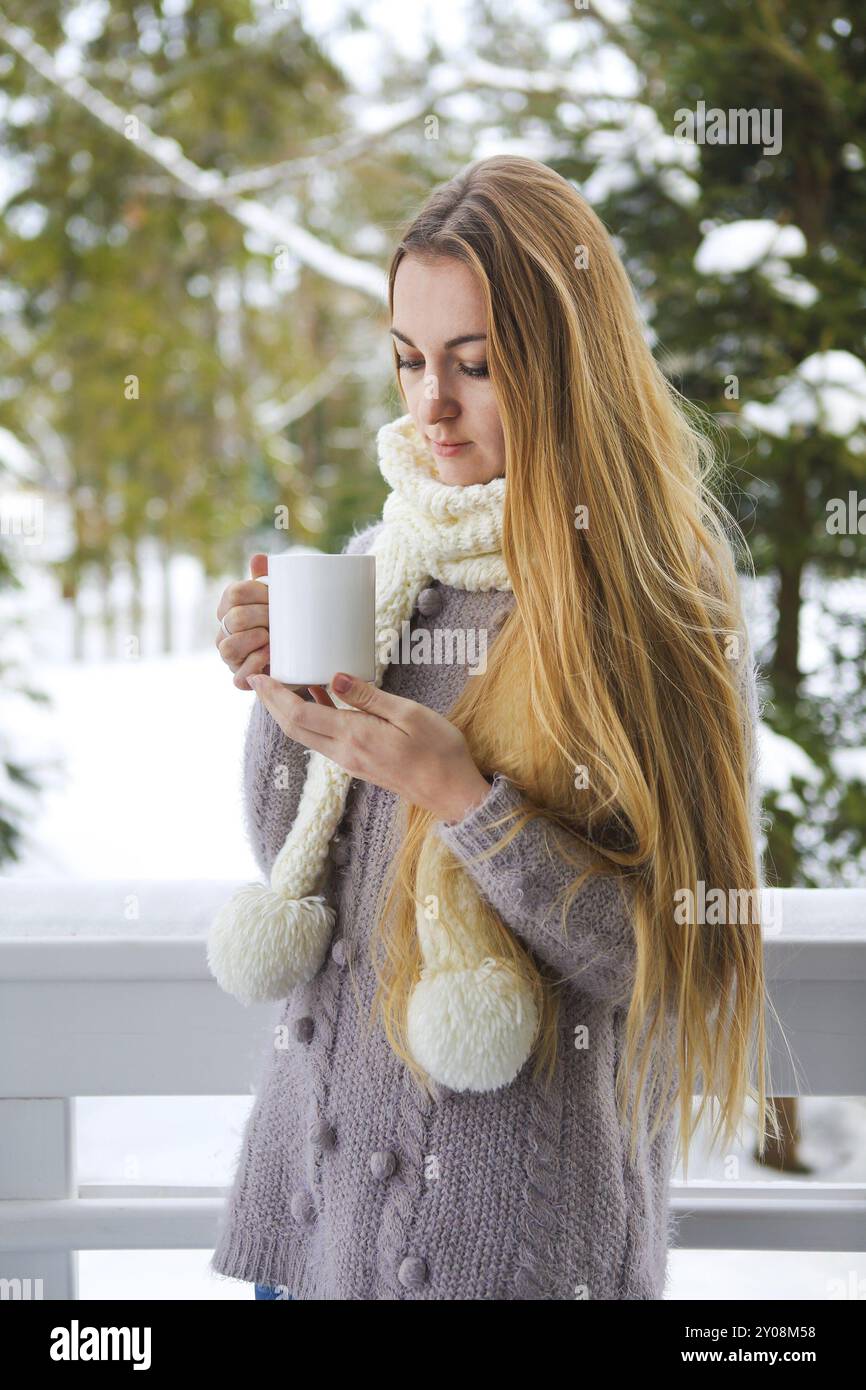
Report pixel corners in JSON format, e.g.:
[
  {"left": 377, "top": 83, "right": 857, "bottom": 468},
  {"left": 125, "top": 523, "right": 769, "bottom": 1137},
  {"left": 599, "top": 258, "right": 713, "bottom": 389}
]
[{"left": 210, "top": 155, "right": 775, "bottom": 1301}]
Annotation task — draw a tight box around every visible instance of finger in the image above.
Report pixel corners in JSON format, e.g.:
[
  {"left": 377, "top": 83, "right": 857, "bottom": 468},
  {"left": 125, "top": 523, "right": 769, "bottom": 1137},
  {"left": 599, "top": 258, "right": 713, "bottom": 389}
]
[
  {"left": 308, "top": 684, "right": 336, "bottom": 708},
  {"left": 217, "top": 625, "right": 269, "bottom": 665},
  {"left": 219, "top": 603, "right": 269, "bottom": 635},
  {"left": 249, "top": 553, "right": 268, "bottom": 580},
  {"left": 248, "top": 674, "right": 342, "bottom": 745},
  {"left": 329, "top": 673, "right": 410, "bottom": 729},
  {"left": 217, "top": 579, "right": 269, "bottom": 624},
  {"left": 233, "top": 644, "right": 270, "bottom": 691}
]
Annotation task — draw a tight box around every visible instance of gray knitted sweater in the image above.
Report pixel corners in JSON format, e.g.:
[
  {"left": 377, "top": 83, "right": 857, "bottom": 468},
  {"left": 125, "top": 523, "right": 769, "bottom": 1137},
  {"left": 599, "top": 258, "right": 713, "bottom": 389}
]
[{"left": 210, "top": 521, "right": 762, "bottom": 1300}]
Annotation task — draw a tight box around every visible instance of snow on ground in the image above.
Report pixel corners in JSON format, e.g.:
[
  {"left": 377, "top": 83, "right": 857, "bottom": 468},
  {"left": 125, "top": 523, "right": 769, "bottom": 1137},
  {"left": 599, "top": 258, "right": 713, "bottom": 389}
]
[{"left": 4, "top": 648, "right": 260, "bottom": 881}]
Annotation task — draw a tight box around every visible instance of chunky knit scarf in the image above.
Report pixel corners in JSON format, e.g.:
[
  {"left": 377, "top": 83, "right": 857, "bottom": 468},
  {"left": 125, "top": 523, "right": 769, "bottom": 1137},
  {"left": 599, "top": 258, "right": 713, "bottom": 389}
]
[{"left": 207, "top": 412, "right": 538, "bottom": 1092}]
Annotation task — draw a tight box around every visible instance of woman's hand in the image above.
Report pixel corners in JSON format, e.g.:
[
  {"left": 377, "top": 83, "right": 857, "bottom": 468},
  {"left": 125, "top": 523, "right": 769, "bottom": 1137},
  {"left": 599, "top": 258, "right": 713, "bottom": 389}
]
[
  {"left": 246, "top": 671, "right": 491, "bottom": 824},
  {"left": 215, "top": 554, "right": 328, "bottom": 701}
]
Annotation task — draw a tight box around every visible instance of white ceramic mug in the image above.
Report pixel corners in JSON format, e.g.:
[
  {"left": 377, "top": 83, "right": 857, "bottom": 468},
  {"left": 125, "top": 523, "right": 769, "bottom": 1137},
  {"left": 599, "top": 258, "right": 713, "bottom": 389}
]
[{"left": 258, "top": 552, "right": 376, "bottom": 686}]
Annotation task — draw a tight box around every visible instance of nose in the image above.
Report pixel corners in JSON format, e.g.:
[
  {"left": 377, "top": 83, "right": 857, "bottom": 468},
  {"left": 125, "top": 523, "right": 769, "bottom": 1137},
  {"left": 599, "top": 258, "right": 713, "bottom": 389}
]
[{"left": 416, "top": 391, "right": 461, "bottom": 434}]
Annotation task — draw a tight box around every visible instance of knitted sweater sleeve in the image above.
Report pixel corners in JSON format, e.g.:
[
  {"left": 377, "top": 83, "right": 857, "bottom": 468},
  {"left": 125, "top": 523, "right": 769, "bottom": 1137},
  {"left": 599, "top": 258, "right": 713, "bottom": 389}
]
[
  {"left": 434, "top": 628, "right": 764, "bottom": 1006},
  {"left": 241, "top": 519, "right": 383, "bottom": 878}
]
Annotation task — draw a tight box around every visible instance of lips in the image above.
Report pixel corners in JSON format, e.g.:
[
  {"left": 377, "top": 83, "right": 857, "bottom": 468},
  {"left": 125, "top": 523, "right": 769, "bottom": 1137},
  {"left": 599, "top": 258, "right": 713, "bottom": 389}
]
[{"left": 429, "top": 438, "right": 471, "bottom": 455}]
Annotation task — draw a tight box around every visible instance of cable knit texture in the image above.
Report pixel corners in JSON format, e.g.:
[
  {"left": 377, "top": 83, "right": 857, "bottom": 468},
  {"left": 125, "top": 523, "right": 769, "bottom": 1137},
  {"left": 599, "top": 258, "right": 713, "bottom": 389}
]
[
  {"left": 210, "top": 515, "right": 764, "bottom": 1300},
  {"left": 208, "top": 412, "right": 540, "bottom": 1092}
]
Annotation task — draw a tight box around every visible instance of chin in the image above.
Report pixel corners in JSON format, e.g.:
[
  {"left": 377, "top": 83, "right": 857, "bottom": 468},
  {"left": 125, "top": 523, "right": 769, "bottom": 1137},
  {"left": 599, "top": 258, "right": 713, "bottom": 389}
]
[
  {"left": 436, "top": 463, "right": 492, "bottom": 485},
  {"left": 437, "top": 467, "right": 465, "bottom": 484}
]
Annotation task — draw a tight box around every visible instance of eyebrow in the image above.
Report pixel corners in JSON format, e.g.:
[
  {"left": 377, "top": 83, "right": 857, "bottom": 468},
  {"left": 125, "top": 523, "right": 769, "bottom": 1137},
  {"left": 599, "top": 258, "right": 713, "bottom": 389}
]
[{"left": 390, "top": 329, "right": 488, "bottom": 350}]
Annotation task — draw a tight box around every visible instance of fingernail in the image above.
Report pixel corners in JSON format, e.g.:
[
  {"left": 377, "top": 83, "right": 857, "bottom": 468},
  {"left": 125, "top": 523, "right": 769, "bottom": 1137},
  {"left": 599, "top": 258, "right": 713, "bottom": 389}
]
[{"left": 331, "top": 673, "right": 351, "bottom": 693}]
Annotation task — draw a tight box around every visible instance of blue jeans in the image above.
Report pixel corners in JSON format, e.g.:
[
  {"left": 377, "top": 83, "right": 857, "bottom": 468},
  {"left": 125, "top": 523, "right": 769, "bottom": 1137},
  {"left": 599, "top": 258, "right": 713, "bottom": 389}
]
[{"left": 254, "top": 1283, "right": 294, "bottom": 1299}]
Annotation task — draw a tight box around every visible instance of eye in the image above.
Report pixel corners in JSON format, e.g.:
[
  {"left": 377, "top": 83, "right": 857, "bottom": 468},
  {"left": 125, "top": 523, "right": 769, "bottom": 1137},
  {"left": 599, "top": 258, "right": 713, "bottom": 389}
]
[{"left": 396, "top": 357, "right": 489, "bottom": 379}]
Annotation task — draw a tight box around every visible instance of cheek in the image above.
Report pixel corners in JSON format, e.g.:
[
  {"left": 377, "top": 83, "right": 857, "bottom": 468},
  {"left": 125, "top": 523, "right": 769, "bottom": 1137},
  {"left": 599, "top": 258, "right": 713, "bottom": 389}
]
[
  {"left": 403, "top": 381, "right": 430, "bottom": 420},
  {"left": 476, "top": 398, "right": 505, "bottom": 446}
]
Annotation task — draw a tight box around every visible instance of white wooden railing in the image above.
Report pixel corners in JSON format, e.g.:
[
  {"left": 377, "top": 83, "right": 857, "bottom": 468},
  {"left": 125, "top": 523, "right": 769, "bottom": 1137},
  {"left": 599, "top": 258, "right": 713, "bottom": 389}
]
[{"left": 1, "top": 880, "right": 864, "bottom": 1299}]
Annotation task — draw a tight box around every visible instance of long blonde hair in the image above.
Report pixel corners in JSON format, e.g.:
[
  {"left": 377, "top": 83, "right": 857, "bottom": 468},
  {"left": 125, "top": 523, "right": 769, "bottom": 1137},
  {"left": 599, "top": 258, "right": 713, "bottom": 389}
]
[{"left": 349, "top": 154, "right": 780, "bottom": 1174}]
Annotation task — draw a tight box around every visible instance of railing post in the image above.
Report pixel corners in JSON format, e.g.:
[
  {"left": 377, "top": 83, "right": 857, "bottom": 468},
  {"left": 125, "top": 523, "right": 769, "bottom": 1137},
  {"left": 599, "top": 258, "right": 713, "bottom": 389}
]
[{"left": 0, "top": 1098, "right": 78, "bottom": 1300}]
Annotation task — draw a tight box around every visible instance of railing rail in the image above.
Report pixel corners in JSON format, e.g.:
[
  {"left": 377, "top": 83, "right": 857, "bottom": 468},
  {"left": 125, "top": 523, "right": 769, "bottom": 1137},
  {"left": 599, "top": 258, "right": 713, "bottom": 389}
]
[{"left": 1, "top": 880, "right": 865, "bottom": 1298}]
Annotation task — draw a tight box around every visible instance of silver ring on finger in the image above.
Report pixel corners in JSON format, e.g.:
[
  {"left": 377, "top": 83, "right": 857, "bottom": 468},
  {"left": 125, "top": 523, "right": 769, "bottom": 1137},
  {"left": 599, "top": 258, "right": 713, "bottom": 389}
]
[{"left": 219, "top": 613, "right": 233, "bottom": 639}]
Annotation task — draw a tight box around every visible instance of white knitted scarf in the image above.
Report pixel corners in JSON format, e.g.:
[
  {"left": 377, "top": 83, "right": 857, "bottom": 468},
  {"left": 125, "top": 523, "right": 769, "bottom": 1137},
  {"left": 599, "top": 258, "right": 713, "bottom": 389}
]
[{"left": 207, "top": 412, "right": 538, "bottom": 1092}]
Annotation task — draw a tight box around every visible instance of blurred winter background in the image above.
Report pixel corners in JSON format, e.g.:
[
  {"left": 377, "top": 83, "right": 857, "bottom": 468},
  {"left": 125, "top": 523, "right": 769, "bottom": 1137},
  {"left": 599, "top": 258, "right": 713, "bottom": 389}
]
[{"left": 0, "top": 0, "right": 864, "bottom": 1299}]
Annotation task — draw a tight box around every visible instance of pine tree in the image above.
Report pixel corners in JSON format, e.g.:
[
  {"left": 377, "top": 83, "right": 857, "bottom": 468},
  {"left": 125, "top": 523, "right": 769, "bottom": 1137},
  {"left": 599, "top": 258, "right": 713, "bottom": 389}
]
[{"left": 549, "top": 0, "right": 866, "bottom": 888}]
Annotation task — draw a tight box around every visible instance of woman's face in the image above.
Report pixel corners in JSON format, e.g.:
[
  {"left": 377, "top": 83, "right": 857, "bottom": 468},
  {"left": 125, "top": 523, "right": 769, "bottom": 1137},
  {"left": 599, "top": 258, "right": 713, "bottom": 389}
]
[{"left": 390, "top": 254, "right": 506, "bottom": 485}]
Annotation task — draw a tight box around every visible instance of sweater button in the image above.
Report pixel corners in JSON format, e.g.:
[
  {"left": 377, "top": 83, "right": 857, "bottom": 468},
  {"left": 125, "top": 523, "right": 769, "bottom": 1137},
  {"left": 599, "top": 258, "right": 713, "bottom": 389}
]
[
  {"left": 370, "top": 1150, "right": 397, "bottom": 1179},
  {"left": 309, "top": 1117, "right": 337, "bottom": 1151},
  {"left": 417, "top": 586, "right": 442, "bottom": 618},
  {"left": 397, "top": 1255, "right": 428, "bottom": 1288},
  {"left": 331, "top": 938, "right": 348, "bottom": 968},
  {"left": 329, "top": 833, "right": 350, "bottom": 866},
  {"left": 294, "top": 1015, "right": 314, "bottom": 1044},
  {"left": 290, "top": 1189, "right": 315, "bottom": 1224}
]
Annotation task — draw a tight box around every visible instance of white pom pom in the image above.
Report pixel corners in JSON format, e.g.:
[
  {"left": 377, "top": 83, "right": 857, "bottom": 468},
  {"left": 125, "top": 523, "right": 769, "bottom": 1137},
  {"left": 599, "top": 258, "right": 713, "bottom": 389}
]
[
  {"left": 406, "top": 960, "right": 538, "bottom": 1092},
  {"left": 207, "top": 884, "right": 335, "bottom": 1005}
]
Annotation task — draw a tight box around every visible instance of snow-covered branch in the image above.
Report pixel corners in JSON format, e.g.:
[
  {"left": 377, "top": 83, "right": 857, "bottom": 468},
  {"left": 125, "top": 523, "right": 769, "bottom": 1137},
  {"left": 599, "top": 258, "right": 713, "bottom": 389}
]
[
  {"left": 0, "top": 14, "right": 643, "bottom": 297},
  {"left": 257, "top": 357, "right": 367, "bottom": 435},
  {"left": 218, "top": 61, "right": 635, "bottom": 195},
  {"left": 0, "top": 14, "right": 387, "bottom": 303}
]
